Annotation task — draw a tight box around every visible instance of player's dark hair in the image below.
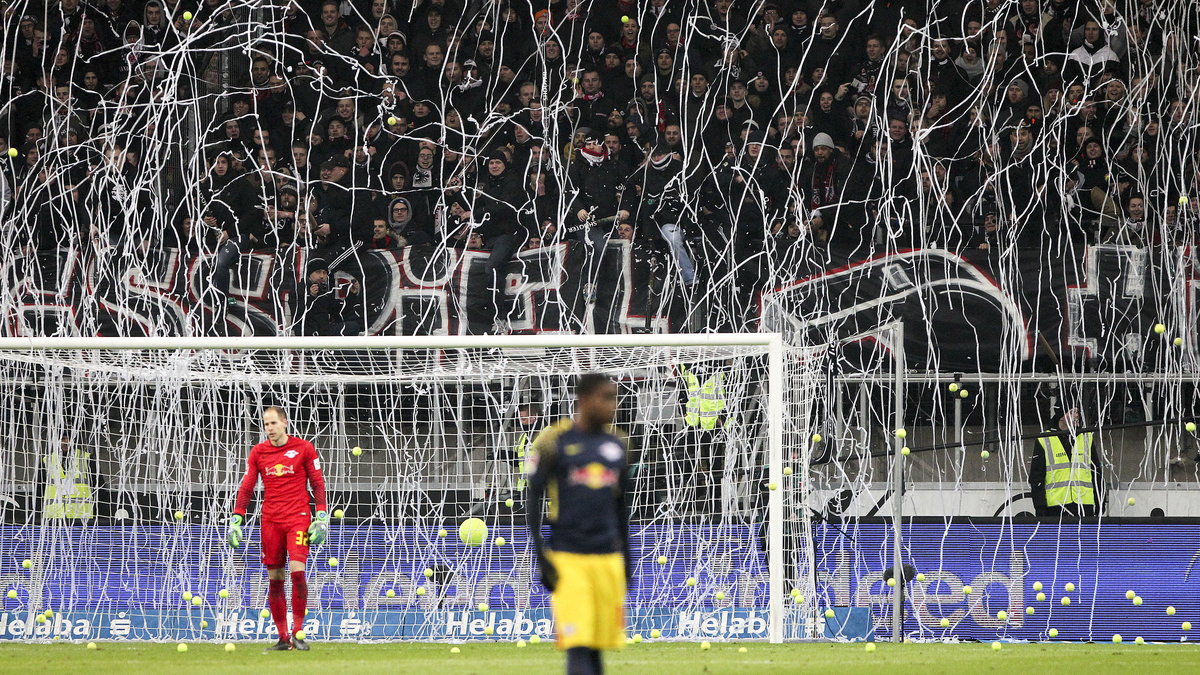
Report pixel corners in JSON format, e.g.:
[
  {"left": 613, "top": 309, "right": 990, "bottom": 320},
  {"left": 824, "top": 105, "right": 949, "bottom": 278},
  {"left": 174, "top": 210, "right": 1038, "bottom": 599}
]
[
  {"left": 263, "top": 405, "right": 288, "bottom": 421},
  {"left": 575, "top": 373, "right": 612, "bottom": 398}
]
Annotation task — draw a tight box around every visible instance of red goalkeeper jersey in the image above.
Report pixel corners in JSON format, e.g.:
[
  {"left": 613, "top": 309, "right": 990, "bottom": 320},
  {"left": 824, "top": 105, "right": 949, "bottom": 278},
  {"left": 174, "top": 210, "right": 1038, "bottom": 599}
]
[{"left": 234, "top": 436, "right": 327, "bottom": 522}]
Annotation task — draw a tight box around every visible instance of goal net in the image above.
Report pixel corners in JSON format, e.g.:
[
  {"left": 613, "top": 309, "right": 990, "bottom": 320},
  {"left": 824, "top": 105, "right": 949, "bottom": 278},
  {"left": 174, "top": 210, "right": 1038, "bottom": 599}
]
[{"left": 0, "top": 334, "right": 810, "bottom": 643}]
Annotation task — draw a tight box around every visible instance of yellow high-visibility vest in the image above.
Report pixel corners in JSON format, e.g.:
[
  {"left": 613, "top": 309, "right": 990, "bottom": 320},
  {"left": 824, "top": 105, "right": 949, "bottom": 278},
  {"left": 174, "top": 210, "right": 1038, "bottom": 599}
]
[
  {"left": 515, "top": 431, "right": 529, "bottom": 493},
  {"left": 1038, "top": 433, "right": 1095, "bottom": 507},
  {"left": 681, "top": 365, "right": 726, "bottom": 430},
  {"left": 43, "top": 449, "right": 94, "bottom": 519}
]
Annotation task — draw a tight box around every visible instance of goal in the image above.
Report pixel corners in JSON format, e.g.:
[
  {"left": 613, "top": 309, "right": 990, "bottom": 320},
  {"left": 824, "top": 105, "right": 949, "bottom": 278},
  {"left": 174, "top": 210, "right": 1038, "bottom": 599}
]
[{"left": 0, "top": 334, "right": 808, "bottom": 643}]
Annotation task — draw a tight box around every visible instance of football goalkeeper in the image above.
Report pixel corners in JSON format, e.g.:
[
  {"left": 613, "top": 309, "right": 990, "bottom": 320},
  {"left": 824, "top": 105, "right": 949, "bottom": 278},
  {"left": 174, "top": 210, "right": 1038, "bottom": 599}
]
[
  {"left": 526, "top": 373, "right": 631, "bottom": 675},
  {"left": 227, "top": 406, "right": 328, "bottom": 651}
]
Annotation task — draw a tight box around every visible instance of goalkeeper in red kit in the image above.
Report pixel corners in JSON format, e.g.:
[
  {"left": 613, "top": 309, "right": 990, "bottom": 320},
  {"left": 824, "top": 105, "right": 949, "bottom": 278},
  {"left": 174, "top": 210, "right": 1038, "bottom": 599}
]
[{"left": 227, "top": 406, "right": 328, "bottom": 651}]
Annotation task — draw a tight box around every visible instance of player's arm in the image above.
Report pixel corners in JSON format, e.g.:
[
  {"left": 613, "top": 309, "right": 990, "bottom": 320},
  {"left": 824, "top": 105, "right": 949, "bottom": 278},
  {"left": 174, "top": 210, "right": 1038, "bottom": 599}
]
[
  {"left": 304, "top": 443, "right": 330, "bottom": 545},
  {"left": 525, "top": 427, "right": 560, "bottom": 590},
  {"left": 228, "top": 448, "right": 259, "bottom": 548}
]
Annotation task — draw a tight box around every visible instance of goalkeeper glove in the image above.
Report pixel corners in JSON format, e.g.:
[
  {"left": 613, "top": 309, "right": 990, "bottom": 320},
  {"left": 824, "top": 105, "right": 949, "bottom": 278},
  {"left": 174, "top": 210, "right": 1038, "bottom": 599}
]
[
  {"left": 536, "top": 548, "right": 558, "bottom": 592},
  {"left": 227, "top": 515, "right": 244, "bottom": 549},
  {"left": 307, "top": 510, "right": 329, "bottom": 547}
]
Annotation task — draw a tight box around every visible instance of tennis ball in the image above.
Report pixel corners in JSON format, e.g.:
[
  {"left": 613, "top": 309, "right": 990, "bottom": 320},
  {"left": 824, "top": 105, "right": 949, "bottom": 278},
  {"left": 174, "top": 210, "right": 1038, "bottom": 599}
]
[
  {"left": 657, "top": 556, "right": 668, "bottom": 564},
  {"left": 1181, "top": 196, "right": 1190, "bottom": 206},
  {"left": 192, "top": 596, "right": 202, "bottom": 606},
  {"left": 651, "top": 629, "right": 662, "bottom": 638},
  {"left": 1188, "top": 422, "right": 1198, "bottom": 433},
  {"left": 351, "top": 446, "right": 363, "bottom": 456},
  {"left": 1112, "top": 634, "right": 1122, "bottom": 643},
  {"left": 916, "top": 573, "right": 925, "bottom": 582},
  {"left": 1033, "top": 581, "right": 1043, "bottom": 591},
  {"left": 43, "top": 609, "right": 52, "bottom": 618},
  {"left": 948, "top": 383, "right": 960, "bottom": 392},
  {"left": 333, "top": 509, "right": 345, "bottom": 518},
  {"left": 174, "top": 511, "right": 184, "bottom": 520},
  {"left": 865, "top": 642, "right": 876, "bottom": 652},
  {"left": 494, "top": 537, "right": 506, "bottom": 546},
  {"left": 386, "top": 589, "right": 396, "bottom": 598},
  {"left": 1026, "top": 606, "right": 1035, "bottom": 615},
  {"left": 459, "top": 518, "right": 488, "bottom": 546},
  {"left": 387, "top": 116, "right": 398, "bottom": 125},
  {"left": 484, "top": 626, "right": 494, "bottom": 635},
  {"left": 450, "top": 647, "right": 461, "bottom": 653},
  {"left": 767, "top": 482, "right": 778, "bottom": 490},
  {"left": 811, "top": 433, "right": 822, "bottom": 443},
  {"left": 177, "top": 644, "right": 188, "bottom": 652},
  {"left": 478, "top": 602, "right": 489, "bottom": 611},
  {"left": 959, "top": 389, "right": 970, "bottom": 398},
  {"left": 1065, "top": 582, "right": 1075, "bottom": 592},
  {"left": 1133, "top": 596, "right": 1143, "bottom": 606},
  {"left": 1128, "top": 497, "right": 1137, "bottom": 506},
  {"left": 992, "top": 641, "right": 1002, "bottom": 651},
  {"left": 783, "top": 467, "right": 793, "bottom": 476},
  {"left": 182, "top": 11, "right": 192, "bottom": 20},
  {"left": 530, "top": 635, "right": 541, "bottom": 644},
  {"left": 1048, "top": 628, "right": 1058, "bottom": 638},
  {"left": 715, "top": 591, "right": 726, "bottom": 600},
  {"left": 423, "top": 567, "right": 434, "bottom": 578},
  {"left": 940, "top": 617, "right": 949, "bottom": 627},
  {"left": 791, "top": 588, "right": 801, "bottom": 597},
  {"left": 182, "top": 592, "right": 193, "bottom": 601},
  {"left": 980, "top": 450, "right": 990, "bottom": 459},
  {"left": 260, "top": 609, "right": 270, "bottom": 618},
  {"left": 224, "top": 643, "right": 235, "bottom": 652},
  {"left": 328, "top": 557, "right": 339, "bottom": 567},
  {"left": 621, "top": 15, "right": 629, "bottom": 23},
  {"left": 505, "top": 498, "right": 514, "bottom": 508},
  {"left": 901, "top": 447, "right": 910, "bottom": 455},
  {"left": 416, "top": 587, "right": 426, "bottom": 595},
  {"left": 36, "top": 614, "right": 46, "bottom": 623},
  {"left": 887, "top": 578, "right": 896, "bottom": 587},
  {"left": 218, "top": 589, "right": 229, "bottom": 598},
  {"left": 1154, "top": 323, "right": 1166, "bottom": 334},
  {"left": 1061, "top": 596, "right": 1071, "bottom": 606},
  {"left": 6, "top": 590, "right": 16, "bottom": 599},
  {"left": 438, "top": 528, "right": 448, "bottom": 537},
  {"left": 516, "top": 639, "right": 526, "bottom": 647},
  {"left": 1037, "top": 592, "right": 1046, "bottom": 601},
  {"left": 1174, "top": 337, "right": 1184, "bottom": 346},
  {"left": 793, "top": 594, "right": 804, "bottom": 603},
  {"left": 1183, "top": 621, "right": 1192, "bottom": 631},
  {"left": 962, "top": 585, "right": 972, "bottom": 595},
  {"left": 1167, "top": 606, "right": 1176, "bottom": 615},
  {"left": 632, "top": 633, "right": 643, "bottom": 643},
  {"left": 824, "top": 609, "right": 835, "bottom": 619},
  {"left": 997, "top": 610, "right": 1008, "bottom": 621},
  {"left": 700, "top": 641, "right": 711, "bottom": 650},
  {"left": 200, "top": 620, "right": 208, "bottom": 628},
  {"left": 1135, "top": 636, "right": 1145, "bottom": 645},
  {"left": 895, "top": 428, "right": 907, "bottom": 439},
  {"left": 686, "top": 577, "right": 697, "bottom": 586},
  {"left": 87, "top": 642, "right": 97, "bottom": 650},
  {"left": 21, "top": 560, "right": 32, "bottom": 569},
  {"left": 738, "top": 646, "right": 748, "bottom": 653}
]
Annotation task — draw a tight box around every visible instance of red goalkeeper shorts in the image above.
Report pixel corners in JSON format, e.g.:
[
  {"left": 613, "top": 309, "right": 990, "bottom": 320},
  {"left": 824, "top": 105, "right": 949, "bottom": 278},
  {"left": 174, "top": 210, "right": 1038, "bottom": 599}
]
[{"left": 260, "top": 516, "right": 312, "bottom": 568}]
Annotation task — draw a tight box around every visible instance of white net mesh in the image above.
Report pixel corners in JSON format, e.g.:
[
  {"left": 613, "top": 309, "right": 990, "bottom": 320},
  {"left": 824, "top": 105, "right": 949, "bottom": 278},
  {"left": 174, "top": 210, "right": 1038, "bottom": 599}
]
[{"left": 0, "top": 340, "right": 809, "bottom": 642}]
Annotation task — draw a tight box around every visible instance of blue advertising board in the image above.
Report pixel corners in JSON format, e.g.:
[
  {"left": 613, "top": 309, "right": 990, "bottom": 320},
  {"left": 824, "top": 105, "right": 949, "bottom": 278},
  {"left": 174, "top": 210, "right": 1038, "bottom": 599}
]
[{"left": 0, "top": 522, "right": 1197, "bottom": 642}]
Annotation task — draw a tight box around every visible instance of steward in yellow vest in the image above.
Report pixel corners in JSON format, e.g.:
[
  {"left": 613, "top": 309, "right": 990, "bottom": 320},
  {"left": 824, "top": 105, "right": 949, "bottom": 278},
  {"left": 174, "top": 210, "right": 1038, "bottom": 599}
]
[
  {"left": 42, "top": 447, "right": 95, "bottom": 520},
  {"left": 1029, "top": 408, "right": 1102, "bottom": 517}
]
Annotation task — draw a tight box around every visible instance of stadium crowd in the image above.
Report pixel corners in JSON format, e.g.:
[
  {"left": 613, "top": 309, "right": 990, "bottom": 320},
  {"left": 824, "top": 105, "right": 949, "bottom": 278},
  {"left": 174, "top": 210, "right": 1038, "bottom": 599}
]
[{"left": 1, "top": 0, "right": 1198, "bottom": 330}]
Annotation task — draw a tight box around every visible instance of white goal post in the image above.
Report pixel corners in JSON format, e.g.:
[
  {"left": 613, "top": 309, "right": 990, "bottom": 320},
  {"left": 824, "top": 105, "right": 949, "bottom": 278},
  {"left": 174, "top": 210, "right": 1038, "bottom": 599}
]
[{"left": 0, "top": 333, "right": 796, "bottom": 644}]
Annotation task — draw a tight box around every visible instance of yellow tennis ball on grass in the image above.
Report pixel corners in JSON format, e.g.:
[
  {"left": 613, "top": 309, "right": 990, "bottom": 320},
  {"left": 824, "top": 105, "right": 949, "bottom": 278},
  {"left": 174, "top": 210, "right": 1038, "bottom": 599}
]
[
  {"left": 87, "top": 642, "right": 97, "bottom": 650},
  {"left": 529, "top": 635, "right": 541, "bottom": 644},
  {"left": 650, "top": 629, "right": 661, "bottom": 638},
  {"left": 295, "top": 630, "right": 306, "bottom": 640},
  {"left": 865, "top": 642, "right": 876, "bottom": 652},
  {"left": 1112, "top": 634, "right": 1122, "bottom": 643},
  {"left": 224, "top": 643, "right": 235, "bottom": 652},
  {"left": 516, "top": 639, "right": 526, "bottom": 647},
  {"left": 632, "top": 633, "right": 642, "bottom": 643},
  {"left": 992, "top": 641, "right": 1002, "bottom": 651},
  {"left": 700, "top": 641, "right": 711, "bottom": 650},
  {"left": 459, "top": 518, "right": 488, "bottom": 546},
  {"left": 177, "top": 644, "right": 188, "bottom": 652},
  {"left": 1135, "top": 636, "right": 1144, "bottom": 645},
  {"left": 450, "top": 646, "right": 461, "bottom": 653}
]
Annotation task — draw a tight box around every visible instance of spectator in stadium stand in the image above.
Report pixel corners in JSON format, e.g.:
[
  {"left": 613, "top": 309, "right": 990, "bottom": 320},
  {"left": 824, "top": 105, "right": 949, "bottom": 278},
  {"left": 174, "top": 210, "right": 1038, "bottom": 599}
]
[
  {"left": 201, "top": 151, "right": 263, "bottom": 306},
  {"left": 623, "top": 143, "right": 695, "bottom": 286}
]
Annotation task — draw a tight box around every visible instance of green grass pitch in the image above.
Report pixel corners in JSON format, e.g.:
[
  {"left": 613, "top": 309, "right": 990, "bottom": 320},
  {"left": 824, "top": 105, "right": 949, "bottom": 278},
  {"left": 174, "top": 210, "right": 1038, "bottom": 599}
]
[{"left": 1, "top": 641, "right": 1198, "bottom": 674}]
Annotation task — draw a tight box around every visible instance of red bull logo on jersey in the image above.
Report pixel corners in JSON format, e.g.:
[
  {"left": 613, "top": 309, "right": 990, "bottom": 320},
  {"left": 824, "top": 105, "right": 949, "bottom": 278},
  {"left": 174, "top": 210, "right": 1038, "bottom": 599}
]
[
  {"left": 265, "top": 463, "right": 295, "bottom": 477},
  {"left": 567, "top": 462, "right": 617, "bottom": 489}
]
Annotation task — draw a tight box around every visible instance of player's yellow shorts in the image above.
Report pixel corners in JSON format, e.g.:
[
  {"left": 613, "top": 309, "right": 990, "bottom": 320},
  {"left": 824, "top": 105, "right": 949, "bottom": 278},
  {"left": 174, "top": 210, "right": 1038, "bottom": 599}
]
[{"left": 547, "top": 550, "right": 627, "bottom": 650}]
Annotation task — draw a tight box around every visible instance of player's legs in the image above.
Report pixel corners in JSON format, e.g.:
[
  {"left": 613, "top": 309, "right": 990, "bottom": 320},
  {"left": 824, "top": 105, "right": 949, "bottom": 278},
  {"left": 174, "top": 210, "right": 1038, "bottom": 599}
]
[
  {"left": 285, "top": 519, "right": 312, "bottom": 648},
  {"left": 261, "top": 520, "right": 292, "bottom": 647}
]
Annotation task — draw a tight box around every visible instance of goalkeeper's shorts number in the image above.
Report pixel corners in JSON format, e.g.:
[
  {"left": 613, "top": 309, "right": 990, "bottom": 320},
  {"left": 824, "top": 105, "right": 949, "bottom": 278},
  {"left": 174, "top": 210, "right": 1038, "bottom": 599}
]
[{"left": 295, "top": 530, "right": 307, "bottom": 546}]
